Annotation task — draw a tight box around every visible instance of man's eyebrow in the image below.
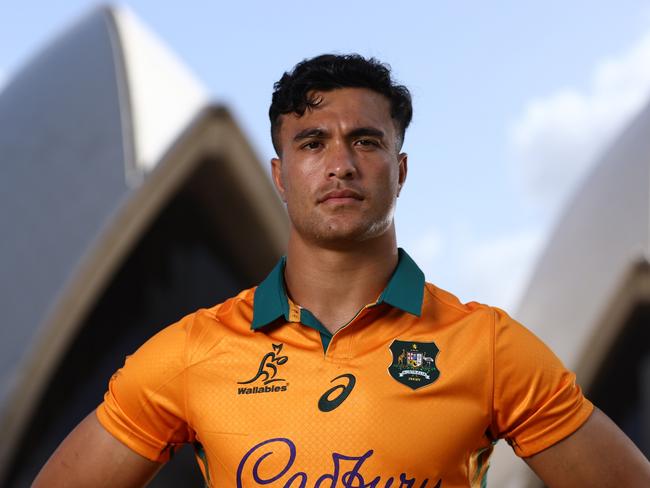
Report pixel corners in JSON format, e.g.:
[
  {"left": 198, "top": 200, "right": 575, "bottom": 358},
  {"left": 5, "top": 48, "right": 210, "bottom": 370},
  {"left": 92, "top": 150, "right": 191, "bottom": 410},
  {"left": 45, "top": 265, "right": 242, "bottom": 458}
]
[
  {"left": 293, "top": 128, "right": 328, "bottom": 142},
  {"left": 347, "top": 127, "right": 385, "bottom": 139},
  {"left": 292, "top": 126, "right": 386, "bottom": 143}
]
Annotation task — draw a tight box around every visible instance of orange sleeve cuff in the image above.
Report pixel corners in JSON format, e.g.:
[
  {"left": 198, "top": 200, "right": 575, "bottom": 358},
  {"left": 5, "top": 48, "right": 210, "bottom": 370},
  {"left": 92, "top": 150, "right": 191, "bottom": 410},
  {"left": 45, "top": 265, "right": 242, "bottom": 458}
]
[
  {"left": 96, "top": 393, "right": 172, "bottom": 463},
  {"left": 511, "top": 390, "right": 594, "bottom": 457}
]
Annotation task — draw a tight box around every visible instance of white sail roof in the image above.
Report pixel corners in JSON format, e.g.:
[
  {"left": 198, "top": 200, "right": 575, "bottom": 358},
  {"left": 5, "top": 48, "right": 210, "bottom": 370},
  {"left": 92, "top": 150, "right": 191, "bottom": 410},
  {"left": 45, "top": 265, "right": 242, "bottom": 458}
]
[
  {"left": 0, "top": 6, "right": 286, "bottom": 477},
  {"left": 112, "top": 6, "right": 209, "bottom": 179}
]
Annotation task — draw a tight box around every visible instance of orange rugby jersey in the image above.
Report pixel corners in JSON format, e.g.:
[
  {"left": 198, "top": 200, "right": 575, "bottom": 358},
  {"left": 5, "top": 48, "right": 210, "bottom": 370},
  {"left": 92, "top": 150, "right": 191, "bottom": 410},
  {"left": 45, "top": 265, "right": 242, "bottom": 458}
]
[{"left": 97, "top": 249, "right": 593, "bottom": 487}]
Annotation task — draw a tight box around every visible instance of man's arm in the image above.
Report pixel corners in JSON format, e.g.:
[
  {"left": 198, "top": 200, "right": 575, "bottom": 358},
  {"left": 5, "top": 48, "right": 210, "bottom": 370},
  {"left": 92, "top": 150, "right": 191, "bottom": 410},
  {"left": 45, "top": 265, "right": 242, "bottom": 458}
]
[
  {"left": 525, "top": 408, "right": 650, "bottom": 487},
  {"left": 32, "top": 411, "right": 162, "bottom": 488}
]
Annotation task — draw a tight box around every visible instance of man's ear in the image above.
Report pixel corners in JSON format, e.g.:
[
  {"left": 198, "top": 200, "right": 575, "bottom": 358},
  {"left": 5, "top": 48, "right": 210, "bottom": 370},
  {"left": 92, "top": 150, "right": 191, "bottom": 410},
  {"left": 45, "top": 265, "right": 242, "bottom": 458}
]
[
  {"left": 271, "top": 157, "right": 286, "bottom": 202},
  {"left": 397, "top": 152, "right": 408, "bottom": 196}
]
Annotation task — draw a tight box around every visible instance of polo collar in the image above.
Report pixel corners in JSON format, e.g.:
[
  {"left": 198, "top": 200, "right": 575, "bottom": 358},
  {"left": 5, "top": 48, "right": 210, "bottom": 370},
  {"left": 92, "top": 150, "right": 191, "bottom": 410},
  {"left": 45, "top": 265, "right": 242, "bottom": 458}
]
[
  {"left": 251, "top": 248, "right": 425, "bottom": 330},
  {"left": 251, "top": 256, "right": 290, "bottom": 330},
  {"left": 377, "top": 248, "right": 425, "bottom": 316}
]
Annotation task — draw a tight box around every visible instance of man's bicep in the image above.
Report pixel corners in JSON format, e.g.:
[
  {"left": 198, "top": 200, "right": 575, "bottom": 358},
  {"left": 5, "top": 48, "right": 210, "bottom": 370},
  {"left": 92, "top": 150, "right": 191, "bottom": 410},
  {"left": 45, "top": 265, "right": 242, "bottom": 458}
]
[
  {"left": 33, "top": 411, "right": 162, "bottom": 488},
  {"left": 524, "top": 408, "right": 650, "bottom": 488}
]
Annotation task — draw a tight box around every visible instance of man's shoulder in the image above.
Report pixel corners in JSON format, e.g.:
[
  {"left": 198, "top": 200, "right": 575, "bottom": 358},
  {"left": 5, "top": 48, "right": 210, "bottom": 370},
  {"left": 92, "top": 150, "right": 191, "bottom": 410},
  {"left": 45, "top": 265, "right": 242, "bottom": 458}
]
[
  {"left": 193, "top": 284, "right": 258, "bottom": 329},
  {"left": 204, "top": 285, "right": 256, "bottom": 313},
  {"left": 170, "top": 285, "right": 259, "bottom": 362},
  {"left": 422, "top": 281, "right": 501, "bottom": 320}
]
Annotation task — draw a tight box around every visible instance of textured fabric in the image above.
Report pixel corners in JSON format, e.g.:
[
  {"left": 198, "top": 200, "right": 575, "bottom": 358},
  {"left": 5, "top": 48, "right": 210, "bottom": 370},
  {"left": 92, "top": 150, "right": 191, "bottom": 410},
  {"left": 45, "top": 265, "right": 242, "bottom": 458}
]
[{"left": 96, "top": 252, "right": 593, "bottom": 487}]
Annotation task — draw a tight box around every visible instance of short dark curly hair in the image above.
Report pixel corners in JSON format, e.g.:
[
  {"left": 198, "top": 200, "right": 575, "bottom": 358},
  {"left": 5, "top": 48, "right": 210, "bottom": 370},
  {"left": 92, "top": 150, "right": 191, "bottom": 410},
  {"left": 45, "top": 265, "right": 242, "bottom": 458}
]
[{"left": 269, "top": 54, "right": 413, "bottom": 155}]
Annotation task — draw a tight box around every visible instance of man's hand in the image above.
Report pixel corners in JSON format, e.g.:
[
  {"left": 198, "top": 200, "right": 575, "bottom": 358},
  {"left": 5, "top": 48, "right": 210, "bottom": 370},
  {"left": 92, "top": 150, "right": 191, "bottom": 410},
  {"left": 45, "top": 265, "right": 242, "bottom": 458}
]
[
  {"left": 525, "top": 408, "right": 650, "bottom": 487},
  {"left": 32, "top": 410, "right": 162, "bottom": 488}
]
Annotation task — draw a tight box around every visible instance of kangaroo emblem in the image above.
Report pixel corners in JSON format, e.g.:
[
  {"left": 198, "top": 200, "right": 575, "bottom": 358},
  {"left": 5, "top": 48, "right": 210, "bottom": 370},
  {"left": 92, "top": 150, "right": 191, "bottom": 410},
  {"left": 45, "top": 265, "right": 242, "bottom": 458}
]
[
  {"left": 397, "top": 349, "right": 407, "bottom": 367},
  {"left": 238, "top": 343, "right": 289, "bottom": 385}
]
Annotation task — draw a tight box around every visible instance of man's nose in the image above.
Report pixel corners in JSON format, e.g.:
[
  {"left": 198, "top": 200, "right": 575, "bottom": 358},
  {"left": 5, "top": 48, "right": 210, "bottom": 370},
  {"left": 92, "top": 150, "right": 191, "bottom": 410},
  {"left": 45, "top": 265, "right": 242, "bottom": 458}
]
[{"left": 327, "top": 143, "right": 357, "bottom": 179}]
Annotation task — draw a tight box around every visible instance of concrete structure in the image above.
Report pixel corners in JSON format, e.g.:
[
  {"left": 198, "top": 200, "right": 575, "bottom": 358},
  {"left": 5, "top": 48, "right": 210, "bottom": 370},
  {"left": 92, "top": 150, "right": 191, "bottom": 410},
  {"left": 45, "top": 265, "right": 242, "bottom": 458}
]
[{"left": 0, "top": 6, "right": 287, "bottom": 486}]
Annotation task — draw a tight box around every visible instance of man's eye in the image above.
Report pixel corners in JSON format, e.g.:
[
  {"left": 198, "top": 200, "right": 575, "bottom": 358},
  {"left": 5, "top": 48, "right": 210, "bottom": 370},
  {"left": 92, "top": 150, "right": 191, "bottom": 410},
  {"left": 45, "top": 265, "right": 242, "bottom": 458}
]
[
  {"left": 355, "top": 139, "right": 378, "bottom": 147},
  {"left": 302, "top": 141, "right": 321, "bottom": 150}
]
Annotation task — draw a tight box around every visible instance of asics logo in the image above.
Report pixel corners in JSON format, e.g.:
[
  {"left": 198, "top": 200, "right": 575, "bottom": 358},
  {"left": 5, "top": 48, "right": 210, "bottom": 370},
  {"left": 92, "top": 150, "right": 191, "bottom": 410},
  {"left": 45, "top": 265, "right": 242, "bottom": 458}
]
[{"left": 318, "top": 374, "right": 356, "bottom": 412}]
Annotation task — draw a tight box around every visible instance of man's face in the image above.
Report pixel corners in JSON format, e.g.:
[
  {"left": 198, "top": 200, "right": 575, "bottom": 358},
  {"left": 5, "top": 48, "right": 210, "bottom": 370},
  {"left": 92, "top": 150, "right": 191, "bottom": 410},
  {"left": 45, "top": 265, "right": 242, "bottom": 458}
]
[{"left": 271, "top": 87, "right": 407, "bottom": 247}]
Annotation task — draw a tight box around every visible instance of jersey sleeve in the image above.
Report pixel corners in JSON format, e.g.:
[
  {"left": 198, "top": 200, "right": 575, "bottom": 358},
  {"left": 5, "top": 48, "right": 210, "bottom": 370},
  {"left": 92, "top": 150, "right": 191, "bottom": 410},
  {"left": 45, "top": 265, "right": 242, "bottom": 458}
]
[
  {"left": 490, "top": 308, "right": 594, "bottom": 457},
  {"left": 96, "top": 313, "right": 196, "bottom": 462}
]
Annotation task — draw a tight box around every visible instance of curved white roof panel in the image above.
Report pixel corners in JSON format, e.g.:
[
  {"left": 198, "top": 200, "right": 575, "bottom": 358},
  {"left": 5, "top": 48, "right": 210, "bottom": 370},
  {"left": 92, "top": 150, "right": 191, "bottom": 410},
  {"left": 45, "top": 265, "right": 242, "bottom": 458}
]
[
  {"left": 491, "top": 81, "right": 650, "bottom": 488},
  {"left": 516, "top": 99, "right": 649, "bottom": 373},
  {"left": 112, "top": 6, "right": 209, "bottom": 179},
  {"left": 0, "top": 7, "right": 133, "bottom": 407},
  {"left": 0, "top": 6, "right": 287, "bottom": 475}
]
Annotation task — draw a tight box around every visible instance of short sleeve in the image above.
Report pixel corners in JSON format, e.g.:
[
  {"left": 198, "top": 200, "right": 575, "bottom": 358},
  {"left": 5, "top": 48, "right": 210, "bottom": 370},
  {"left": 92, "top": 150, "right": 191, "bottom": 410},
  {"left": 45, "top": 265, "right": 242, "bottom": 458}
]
[
  {"left": 96, "top": 313, "right": 195, "bottom": 462},
  {"left": 491, "top": 308, "right": 593, "bottom": 457}
]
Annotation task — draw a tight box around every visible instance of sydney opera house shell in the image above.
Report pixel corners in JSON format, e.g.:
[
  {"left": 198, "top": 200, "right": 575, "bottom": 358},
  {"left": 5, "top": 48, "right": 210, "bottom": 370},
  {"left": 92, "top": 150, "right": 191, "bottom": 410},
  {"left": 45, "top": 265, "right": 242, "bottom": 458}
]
[
  {"left": 490, "top": 54, "right": 650, "bottom": 487},
  {"left": 0, "top": 5, "right": 647, "bottom": 487},
  {"left": 0, "top": 6, "right": 287, "bottom": 486}
]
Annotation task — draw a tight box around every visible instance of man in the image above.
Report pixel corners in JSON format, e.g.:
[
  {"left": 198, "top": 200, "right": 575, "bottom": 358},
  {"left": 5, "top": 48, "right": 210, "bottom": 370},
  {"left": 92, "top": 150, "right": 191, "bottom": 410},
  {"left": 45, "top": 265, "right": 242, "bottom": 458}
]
[{"left": 34, "top": 54, "right": 650, "bottom": 487}]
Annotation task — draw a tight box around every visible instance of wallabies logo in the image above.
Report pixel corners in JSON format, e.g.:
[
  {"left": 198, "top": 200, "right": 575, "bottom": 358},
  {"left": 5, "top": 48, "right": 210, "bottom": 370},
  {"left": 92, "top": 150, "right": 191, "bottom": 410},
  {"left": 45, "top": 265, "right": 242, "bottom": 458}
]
[
  {"left": 388, "top": 340, "right": 440, "bottom": 390},
  {"left": 237, "top": 343, "right": 289, "bottom": 395}
]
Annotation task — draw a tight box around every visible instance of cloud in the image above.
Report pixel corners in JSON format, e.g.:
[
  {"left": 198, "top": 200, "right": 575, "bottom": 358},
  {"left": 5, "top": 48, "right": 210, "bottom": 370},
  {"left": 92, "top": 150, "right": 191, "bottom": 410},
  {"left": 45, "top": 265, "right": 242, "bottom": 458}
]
[
  {"left": 458, "top": 227, "right": 544, "bottom": 312},
  {"left": 509, "top": 31, "right": 650, "bottom": 212},
  {"left": 406, "top": 225, "right": 543, "bottom": 312}
]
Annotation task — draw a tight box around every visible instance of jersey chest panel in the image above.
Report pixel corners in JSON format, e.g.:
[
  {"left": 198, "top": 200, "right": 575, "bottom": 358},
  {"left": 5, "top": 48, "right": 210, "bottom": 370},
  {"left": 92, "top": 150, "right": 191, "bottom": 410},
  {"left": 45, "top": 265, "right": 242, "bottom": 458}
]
[{"left": 186, "top": 318, "right": 492, "bottom": 486}]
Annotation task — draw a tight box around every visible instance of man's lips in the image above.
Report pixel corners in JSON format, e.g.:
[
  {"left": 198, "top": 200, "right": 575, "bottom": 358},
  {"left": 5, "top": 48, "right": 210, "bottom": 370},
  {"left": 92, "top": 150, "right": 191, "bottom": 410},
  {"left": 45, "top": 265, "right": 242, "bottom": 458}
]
[{"left": 317, "top": 189, "right": 364, "bottom": 203}]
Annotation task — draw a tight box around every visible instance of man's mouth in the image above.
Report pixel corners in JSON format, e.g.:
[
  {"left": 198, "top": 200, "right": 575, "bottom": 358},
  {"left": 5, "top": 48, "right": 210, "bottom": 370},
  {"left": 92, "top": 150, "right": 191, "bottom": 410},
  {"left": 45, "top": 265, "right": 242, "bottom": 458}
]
[{"left": 318, "top": 189, "right": 364, "bottom": 204}]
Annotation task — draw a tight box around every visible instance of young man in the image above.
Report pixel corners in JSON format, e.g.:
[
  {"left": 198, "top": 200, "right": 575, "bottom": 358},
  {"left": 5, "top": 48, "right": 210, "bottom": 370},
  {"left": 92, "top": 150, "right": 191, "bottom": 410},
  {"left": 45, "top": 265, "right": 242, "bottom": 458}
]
[{"left": 34, "top": 54, "right": 650, "bottom": 487}]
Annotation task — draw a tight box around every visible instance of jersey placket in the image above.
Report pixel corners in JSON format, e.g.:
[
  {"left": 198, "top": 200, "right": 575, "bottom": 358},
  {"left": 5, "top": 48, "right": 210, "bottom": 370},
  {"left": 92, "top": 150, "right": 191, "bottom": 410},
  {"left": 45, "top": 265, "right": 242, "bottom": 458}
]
[{"left": 288, "top": 297, "right": 381, "bottom": 360}]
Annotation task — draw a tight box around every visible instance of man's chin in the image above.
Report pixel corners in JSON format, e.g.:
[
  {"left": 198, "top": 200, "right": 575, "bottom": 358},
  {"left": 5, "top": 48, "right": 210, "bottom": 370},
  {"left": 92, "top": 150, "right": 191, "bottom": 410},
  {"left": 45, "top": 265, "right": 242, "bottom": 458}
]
[
  {"left": 309, "top": 234, "right": 365, "bottom": 251},
  {"left": 304, "top": 223, "right": 392, "bottom": 249}
]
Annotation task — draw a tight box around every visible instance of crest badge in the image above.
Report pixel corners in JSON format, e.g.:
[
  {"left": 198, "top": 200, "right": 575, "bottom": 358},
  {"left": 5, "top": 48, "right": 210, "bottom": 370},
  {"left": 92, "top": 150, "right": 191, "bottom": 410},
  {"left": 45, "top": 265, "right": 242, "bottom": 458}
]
[{"left": 388, "top": 340, "right": 440, "bottom": 390}]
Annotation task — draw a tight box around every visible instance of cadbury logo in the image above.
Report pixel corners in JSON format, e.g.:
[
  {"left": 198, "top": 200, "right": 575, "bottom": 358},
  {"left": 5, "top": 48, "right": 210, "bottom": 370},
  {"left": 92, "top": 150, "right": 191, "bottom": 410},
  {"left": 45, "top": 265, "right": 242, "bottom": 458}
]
[{"left": 236, "top": 437, "right": 441, "bottom": 487}]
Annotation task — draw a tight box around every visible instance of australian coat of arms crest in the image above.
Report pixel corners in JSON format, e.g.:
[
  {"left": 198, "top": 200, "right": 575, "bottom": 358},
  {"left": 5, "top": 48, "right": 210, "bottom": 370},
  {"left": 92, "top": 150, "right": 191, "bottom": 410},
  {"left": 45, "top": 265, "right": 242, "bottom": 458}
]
[{"left": 388, "top": 340, "right": 440, "bottom": 390}]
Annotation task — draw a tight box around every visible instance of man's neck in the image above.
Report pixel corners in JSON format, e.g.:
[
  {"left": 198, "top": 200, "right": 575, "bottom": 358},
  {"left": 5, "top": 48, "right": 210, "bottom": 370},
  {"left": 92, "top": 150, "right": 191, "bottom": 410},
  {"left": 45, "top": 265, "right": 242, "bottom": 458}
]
[{"left": 284, "top": 231, "right": 399, "bottom": 334}]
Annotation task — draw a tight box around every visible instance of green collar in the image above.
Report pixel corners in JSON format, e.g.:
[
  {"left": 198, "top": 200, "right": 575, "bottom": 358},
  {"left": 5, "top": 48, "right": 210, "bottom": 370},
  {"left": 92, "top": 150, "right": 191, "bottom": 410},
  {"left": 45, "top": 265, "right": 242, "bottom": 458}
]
[{"left": 251, "top": 248, "right": 425, "bottom": 330}]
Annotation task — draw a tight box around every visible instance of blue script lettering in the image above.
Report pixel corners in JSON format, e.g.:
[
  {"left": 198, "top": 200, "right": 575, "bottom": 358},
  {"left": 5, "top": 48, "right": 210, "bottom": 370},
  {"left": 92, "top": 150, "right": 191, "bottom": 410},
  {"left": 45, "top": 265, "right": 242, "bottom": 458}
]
[{"left": 236, "top": 438, "right": 440, "bottom": 488}]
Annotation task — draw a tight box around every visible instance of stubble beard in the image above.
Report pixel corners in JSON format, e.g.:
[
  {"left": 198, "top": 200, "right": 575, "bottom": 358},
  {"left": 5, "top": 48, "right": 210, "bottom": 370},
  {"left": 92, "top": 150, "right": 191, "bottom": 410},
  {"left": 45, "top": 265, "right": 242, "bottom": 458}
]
[{"left": 289, "top": 201, "right": 396, "bottom": 249}]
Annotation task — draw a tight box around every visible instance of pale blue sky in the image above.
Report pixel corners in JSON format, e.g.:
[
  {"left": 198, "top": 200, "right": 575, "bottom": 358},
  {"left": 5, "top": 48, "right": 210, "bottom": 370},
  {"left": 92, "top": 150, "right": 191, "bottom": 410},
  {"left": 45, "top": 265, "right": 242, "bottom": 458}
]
[{"left": 3, "top": 1, "right": 650, "bottom": 312}]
